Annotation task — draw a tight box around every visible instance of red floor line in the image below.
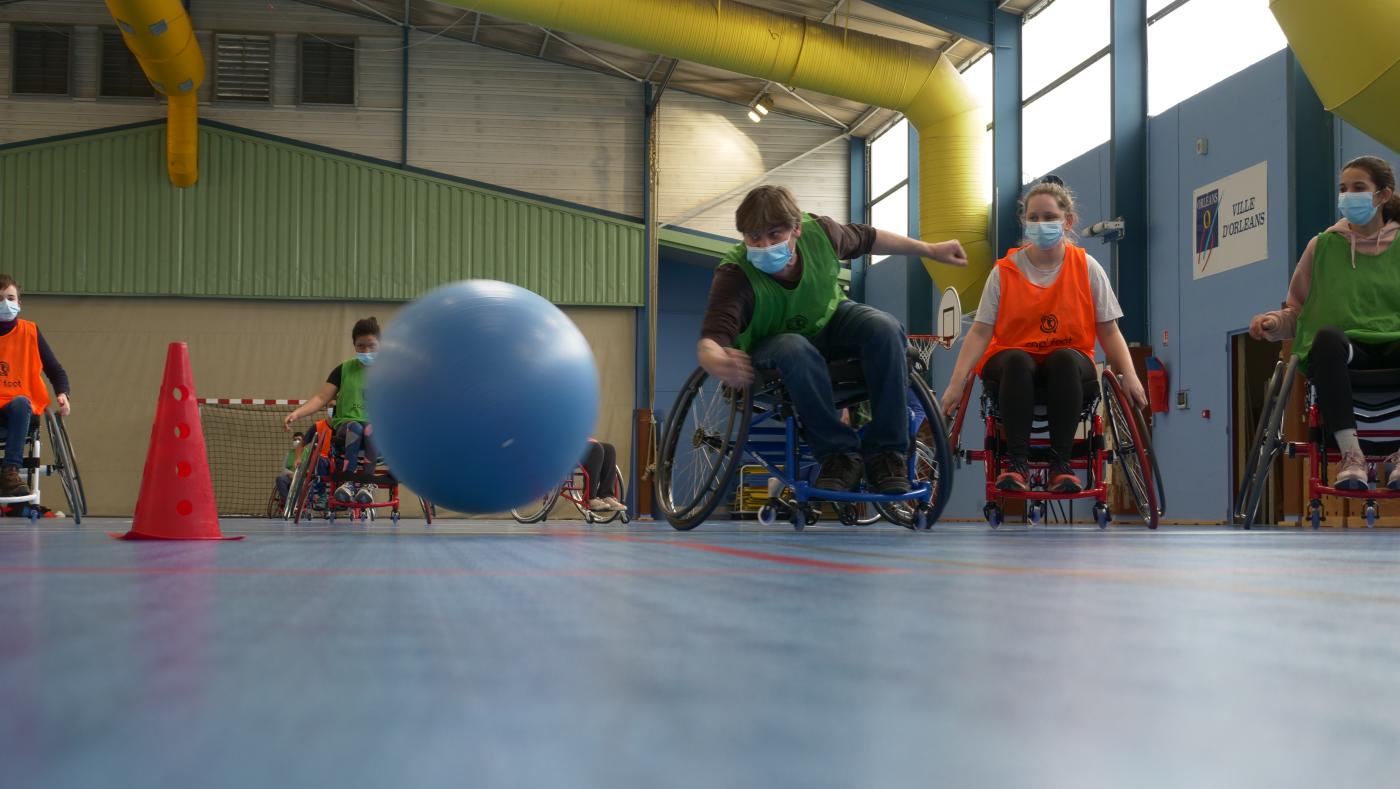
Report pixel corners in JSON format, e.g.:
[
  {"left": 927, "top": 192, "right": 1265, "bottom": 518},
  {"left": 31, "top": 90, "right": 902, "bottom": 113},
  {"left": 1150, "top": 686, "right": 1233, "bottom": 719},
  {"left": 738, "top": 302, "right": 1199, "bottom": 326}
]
[
  {"left": 0, "top": 564, "right": 882, "bottom": 578},
  {"left": 596, "top": 534, "right": 904, "bottom": 573}
]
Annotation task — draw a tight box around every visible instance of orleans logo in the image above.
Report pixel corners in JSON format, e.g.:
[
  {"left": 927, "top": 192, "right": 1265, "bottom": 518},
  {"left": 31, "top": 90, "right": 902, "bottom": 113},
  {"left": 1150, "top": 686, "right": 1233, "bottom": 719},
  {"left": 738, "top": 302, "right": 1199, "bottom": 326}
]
[
  {"left": 1039, "top": 314, "right": 1059, "bottom": 334},
  {"left": 786, "top": 315, "right": 809, "bottom": 331},
  {"left": 0, "top": 361, "right": 10, "bottom": 377}
]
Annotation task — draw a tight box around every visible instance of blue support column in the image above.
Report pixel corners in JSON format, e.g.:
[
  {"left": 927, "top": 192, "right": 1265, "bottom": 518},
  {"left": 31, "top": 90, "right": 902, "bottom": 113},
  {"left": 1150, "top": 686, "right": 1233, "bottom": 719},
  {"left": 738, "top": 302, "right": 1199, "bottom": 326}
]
[
  {"left": 1286, "top": 50, "right": 1334, "bottom": 274},
  {"left": 1109, "top": 0, "right": 1148, "bottom": 343},
  {"left": 631, "top": 82, "right": 655, "bottom": 516},
  {"left": 992, "top": 9, "right": 1022, "bottom": 257},
  {"left": 849, "top": 136, "right": 868, "bottom": 302},
  {"left": 907, "top": 122, "right": 932, "bottom": 334}
]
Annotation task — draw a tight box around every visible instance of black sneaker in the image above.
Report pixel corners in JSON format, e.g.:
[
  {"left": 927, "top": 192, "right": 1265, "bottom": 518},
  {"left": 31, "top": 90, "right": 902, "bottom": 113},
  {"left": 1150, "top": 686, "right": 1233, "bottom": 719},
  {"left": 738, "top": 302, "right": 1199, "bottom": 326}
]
[
  {"left": 815, "top": 452, "right": 864, "bottom": 492},
  {"left": 995, "top": 457, "right": 1031, "bottom": 492},
  {"left": 864, "top": 451, "right": 911, "bottom": 494},
  {"left": 1048, "top": 451, "right": 1082, "bottom": 493}
]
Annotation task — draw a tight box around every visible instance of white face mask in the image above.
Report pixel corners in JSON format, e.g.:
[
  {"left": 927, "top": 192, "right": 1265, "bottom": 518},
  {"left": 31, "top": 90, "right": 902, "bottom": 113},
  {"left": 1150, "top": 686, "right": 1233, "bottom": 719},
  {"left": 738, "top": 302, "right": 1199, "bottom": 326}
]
[{"left": 0, "top": 300, "right": 20, "bottom": 321}]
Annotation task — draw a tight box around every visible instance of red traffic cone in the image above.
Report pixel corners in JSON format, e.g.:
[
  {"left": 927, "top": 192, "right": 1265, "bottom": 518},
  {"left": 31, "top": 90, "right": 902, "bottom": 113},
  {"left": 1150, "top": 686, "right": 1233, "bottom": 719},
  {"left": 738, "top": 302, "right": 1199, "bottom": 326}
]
[{"left": 112, "top": 343, "right": 242, "bottom": 540}]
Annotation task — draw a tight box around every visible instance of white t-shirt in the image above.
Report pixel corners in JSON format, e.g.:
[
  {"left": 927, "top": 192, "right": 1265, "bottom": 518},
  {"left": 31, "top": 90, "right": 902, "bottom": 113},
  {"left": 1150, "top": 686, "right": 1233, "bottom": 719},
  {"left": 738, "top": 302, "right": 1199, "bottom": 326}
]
[{"left": 973, "top": 248, "right": 1124, "bottom": 326}]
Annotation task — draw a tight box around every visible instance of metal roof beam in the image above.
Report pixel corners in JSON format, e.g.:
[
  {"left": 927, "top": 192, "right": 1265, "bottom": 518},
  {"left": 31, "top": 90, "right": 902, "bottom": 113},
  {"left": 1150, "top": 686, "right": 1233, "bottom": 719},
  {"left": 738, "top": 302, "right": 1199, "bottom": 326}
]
[{"left": 863, "top": 0, "right": 995, "bottom": 45}]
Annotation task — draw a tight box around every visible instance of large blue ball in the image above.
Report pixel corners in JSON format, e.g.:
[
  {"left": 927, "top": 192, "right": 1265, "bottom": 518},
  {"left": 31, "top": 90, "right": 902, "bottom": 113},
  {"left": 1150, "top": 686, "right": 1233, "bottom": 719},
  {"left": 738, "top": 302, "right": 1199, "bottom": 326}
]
[{"left": 368, "top": 280, "right": 599, "bottom": 513}]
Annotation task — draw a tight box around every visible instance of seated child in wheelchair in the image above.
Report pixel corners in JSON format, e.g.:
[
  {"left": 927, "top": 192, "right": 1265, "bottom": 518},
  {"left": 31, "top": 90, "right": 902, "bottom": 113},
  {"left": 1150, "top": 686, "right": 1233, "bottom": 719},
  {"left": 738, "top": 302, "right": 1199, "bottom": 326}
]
[
  {"left": 275, "top": 409, "right": 334, "bottom": 507},
  {"left": 696, "top": 184, "right": 967, "bottom": 494},
  {"left": 581, "top": 439, "right": 625, "bottom": 512},
  {"left": 1249, "top": 155, "right": 1400, "bottom": 491},
  {"left": 940, "top": 176, "right": 1147, "bottom": 493},
  {"left": 284, "top": 317, "right": 383, "bottom": 504},
  {"left": 0, "top": 274, "right": 72, "bottom": 498}
]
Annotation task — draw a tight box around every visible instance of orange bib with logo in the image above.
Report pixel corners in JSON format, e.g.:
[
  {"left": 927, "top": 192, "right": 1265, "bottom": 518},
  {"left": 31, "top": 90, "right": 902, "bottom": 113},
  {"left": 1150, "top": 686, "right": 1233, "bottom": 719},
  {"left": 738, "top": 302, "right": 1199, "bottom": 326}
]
[
  {"left": 976, "top": 245, "right": 1097, "bottom": 374},
  {"left": 0, "top": 320, "right": 51, "bottom": 415}
]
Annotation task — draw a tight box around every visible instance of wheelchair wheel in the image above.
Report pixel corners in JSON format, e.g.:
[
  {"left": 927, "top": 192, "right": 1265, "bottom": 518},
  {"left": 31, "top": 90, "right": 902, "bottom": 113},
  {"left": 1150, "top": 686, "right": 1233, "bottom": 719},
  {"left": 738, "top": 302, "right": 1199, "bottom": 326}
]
[
  {"left": 1103, "top": 371, "right": 1161, "bottom": 529},
  {"left": 511, "top": 481, "right": 562, "bottom": 524},
  {"left": 654, "top": 367, "right": 752, "bottom": 530},
  {"left": 876, "top": 375, "right": 954, "bottom": 529},
  {"left": 46, "top": 413, "right": 86, "bottom": 523},
  {"left": 419, "top": 498, "right": 435, "bottom": 524},
  {"left": 283, "top": 446, "right": 314, "bottom": 520},
  {"left": 265, "top": 486, "right": 284, "bottom": 519},
  {"left": 590, "top": 465, "right": 629, "bottom": 525},
  {"left": 1236, "top": 356, "right": 1296, "bottom": 529}
]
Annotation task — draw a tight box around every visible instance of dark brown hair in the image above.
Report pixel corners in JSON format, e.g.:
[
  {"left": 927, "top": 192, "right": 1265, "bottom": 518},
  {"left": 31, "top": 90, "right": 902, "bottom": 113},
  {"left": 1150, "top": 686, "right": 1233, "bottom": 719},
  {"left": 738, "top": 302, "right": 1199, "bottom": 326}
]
[
  {"left": 352, "top": 316, "right": 380, "bottom": 341},
  {"left": 0, "top": 275, "right": 20, "bottom": 297},
  {"left": 735, "top": 185, "right": 803, "bottom": 238},
  {"left": 1341, "top": 155, "right": 1400, "bottom": 224}
]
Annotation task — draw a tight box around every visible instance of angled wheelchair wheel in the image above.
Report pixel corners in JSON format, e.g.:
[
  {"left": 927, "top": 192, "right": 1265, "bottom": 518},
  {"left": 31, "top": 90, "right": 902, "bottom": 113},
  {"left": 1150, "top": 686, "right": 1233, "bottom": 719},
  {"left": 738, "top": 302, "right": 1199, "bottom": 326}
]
[
  {"left": 1103, "top": 371, "right": 1161, "bottom": 529},
  {"left": 654, "top": 366, "right": 752, "bottom": 530},
  {"left": 511, "top": 481, "right": 562, "bottom": 524},
  {"left": 265, "top": 485, "right": 284, "bottom": 519},
  {"left": 46, "top": 413, "right": 86, "bottom": 523},
  {"left": 1237, "top": 356, "right": 1298, "bottom": 529},
  {"left": 283, "top": 446, "right": 314, "bottom": 520},
  {"left": 877, "top": 374, "right": 954, "bottom": 529}
]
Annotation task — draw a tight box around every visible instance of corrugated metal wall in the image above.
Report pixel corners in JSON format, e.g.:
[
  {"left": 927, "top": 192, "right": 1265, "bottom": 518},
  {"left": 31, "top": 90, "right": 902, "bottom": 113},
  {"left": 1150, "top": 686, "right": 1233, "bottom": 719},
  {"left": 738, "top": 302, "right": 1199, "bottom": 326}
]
[
  {"left": 658, "top": 92, "right": 850, "bottom": 237},
  {"left": 0, "top": 123, "right": 643, "bottom": 305}
]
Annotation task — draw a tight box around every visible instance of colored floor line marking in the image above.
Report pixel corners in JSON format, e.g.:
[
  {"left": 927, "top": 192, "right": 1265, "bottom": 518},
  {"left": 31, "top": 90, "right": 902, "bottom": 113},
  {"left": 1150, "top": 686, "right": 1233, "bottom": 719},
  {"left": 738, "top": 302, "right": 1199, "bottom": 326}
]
[
  {"left": 0, "top": 564, "right": 871, "bottom": 578},
  {"left": 597, "top": 533, "right": 903, "bottom": 573}
]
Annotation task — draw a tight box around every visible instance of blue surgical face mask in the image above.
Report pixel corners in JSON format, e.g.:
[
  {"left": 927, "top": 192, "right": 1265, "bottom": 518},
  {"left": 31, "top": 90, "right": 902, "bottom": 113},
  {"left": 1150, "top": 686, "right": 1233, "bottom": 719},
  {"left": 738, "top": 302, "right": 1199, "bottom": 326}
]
[
  {"left": 356, "top": 352, "right": 376, "bottom": 366},
  {"left": 0, "top": 300, "right": 19, "bottom": 322},
  {"left": 746, "top": 238, "right": 794, "bottom": 274},
  {"left": 1024, "top": 221, "right": 1064, "bottom": 250},
  {"left": 1339, "top": 191, "right": 1379, "bottom": 225}
]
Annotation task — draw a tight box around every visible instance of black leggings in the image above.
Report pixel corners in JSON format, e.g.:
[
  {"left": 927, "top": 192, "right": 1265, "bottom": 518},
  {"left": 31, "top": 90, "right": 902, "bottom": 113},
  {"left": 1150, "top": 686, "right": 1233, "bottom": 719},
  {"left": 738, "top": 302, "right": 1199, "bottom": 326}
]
[
  {"left": 1307, "top": 326, "right": 1400, "bottom": 434},
  {"left": 982, "top": 348, "right": 1099, "bottom": 460},
  {"left": 581, "top": 441, "right": 618, "bottom": 499},
  {"left": 334, "top": 421, "right": 377, "bottom": 472}
]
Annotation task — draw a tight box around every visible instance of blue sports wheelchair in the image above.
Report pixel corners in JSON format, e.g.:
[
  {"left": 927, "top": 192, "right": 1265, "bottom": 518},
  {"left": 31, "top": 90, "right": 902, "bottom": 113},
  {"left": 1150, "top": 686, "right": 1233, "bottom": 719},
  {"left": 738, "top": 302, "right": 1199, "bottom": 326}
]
[{"left": 654, "top": 346, "right": 953, "bottom": 531}]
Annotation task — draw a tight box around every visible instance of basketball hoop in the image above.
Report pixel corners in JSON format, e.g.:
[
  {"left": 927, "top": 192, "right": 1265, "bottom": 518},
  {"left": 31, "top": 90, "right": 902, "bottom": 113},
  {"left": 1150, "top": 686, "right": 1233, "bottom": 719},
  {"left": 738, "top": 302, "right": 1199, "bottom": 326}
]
[
  {"left": 908, "top": 287, "right": 964, "bottom": 374},
  {"left": 908, "top": 334, "right": 948, "bottom": 374}
]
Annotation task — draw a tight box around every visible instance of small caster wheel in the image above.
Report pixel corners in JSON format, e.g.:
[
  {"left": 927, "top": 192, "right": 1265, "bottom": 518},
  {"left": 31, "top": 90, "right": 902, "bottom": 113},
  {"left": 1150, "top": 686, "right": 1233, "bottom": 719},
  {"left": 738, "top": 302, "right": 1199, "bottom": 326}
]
[
  {"left": 984, "top": 502, "right": 1002, "bottom": 529},
  {"left": 391, "top": 511, "right": 400, "bottom": 524},
  {"left": 804, "top": 507, "right": 819, "bottom": 527},
  {"left": 915, "top": 509, "right": 929, "bottom": 531},
  {"left": 26, "top": 506, "right": 38, "bottom": 523},
  {"left": 757, "top": 505, "right": 778, "bottom": 526},
  {"left": 1309, "top": 499, "right": 1323, "bottom": 530},
  {"left": 790, "top": 511, "right": 805, "bottom": 531},
  {"left": 1365, "top": 500, "right": 1378, "bottom": 529},
  {"left": 620, "top": 512, "right": 631, "bottom": 524},
  {"left": 1093, "top": 502, "right": 1110, "bottom": 530},
  {"left": 1028, "top": 501, "right": 1044, "bottom": 526},
  {"left": 837, "top": 504, "right": 857, "bottom": 526}
]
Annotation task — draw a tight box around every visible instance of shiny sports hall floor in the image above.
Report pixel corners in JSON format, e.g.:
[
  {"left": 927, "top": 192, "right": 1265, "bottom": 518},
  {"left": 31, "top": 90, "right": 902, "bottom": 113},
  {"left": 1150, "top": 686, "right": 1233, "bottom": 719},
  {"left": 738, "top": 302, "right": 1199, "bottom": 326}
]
[{"left": 3, "top": 517, "right": 1398, "bottom": 789}]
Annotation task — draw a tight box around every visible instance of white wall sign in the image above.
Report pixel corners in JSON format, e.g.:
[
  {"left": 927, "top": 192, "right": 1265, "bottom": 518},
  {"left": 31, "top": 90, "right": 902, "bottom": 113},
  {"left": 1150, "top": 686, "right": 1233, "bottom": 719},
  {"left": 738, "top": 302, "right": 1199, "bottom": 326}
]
[{"left": 1192, "top": 160, "right": 1268, "bottom": 279}]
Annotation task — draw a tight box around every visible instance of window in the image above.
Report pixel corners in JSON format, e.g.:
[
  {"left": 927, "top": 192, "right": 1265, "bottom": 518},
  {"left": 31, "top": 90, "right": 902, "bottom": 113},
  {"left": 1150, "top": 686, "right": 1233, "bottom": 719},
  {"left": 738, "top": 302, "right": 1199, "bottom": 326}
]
[
  {"left": 1148, "top": 0, "right": 1286, "bottom": 116},
  {"left": 300, "top": 36, "right": 355, "bottom": 106},
  {"left": 960, "top": 53, "right": 994, "bottom": 204},
  {"left": 1022, "top": 56, "right": 1111, "bottom": 181},
  {"left": 12, "top": 27, "right": 71, "bottom": 95},
  {"left": 215, "top": 33, "right": 273, "bottom": 102},
  {"left": 1021, "top": 0, "right": 1109, "bottom": 99},
  {"left": 100, "top": 29, "right": 155, "bottom": 98},
  {"left": 868, "top": 119, "right": 910, "bottom": 263}
]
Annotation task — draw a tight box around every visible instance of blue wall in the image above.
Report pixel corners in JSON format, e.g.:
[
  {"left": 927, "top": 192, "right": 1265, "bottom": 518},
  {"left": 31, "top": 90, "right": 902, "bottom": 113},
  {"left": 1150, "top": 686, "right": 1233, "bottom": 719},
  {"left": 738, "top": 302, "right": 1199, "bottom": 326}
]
[{"left": 655, "top": 255, "right": 715, "bottom": 423}]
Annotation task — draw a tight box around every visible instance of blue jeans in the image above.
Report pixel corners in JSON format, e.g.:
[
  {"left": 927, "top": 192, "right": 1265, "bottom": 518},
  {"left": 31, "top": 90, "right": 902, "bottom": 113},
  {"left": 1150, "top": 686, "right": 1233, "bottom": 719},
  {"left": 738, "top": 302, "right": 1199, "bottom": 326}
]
[
  {"left": 334, "top": 421, "right": 377, "bottom": 472},
  {"left": 750, "top": 301, "right": 908, "bottom": 460},
  {"left": 0, "top": 397, "right": 32, "bottom": 469}
]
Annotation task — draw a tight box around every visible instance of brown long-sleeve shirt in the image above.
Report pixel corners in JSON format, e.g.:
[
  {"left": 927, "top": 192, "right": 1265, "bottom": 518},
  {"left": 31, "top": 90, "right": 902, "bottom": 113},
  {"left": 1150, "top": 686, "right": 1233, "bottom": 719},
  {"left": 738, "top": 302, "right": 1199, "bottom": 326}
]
[{"left": 699, "top": 216, "right": 877, "bottom": 347}]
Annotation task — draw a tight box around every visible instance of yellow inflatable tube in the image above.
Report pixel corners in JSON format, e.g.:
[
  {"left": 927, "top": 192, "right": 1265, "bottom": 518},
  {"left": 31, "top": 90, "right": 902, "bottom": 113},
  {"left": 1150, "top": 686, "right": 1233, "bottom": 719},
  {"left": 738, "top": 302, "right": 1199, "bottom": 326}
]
[{"left": 103, "top": 0, "right": 205, "bottom": 187}]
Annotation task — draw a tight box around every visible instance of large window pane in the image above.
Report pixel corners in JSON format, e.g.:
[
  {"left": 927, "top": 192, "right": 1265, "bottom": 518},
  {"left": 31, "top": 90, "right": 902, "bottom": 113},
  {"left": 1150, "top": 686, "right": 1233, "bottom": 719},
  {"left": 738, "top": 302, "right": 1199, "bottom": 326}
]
[
  {"left": 960, "top": 54, "right": 994, "bottom": 204},
  {"left": 1022, "top": 55, "right": 1110, "bottom": 181},
  {"left": 1022, "top": 0, "right": 1109, "bottom": 99},
  {"left": 1148, "top": 0, "right": 1285, "bottom": 116},
  {"left": 870, "top": 118, "right": 908, "bottom": 199},
  {"left": 869, "top": 185, "right": 908, "bottom": 263}
]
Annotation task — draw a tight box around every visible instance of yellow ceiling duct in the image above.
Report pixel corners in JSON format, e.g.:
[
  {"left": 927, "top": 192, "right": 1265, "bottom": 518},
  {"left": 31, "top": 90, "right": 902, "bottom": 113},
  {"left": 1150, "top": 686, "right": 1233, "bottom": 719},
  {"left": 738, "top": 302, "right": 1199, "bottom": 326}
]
[
  {"left": 441, "top": 0, "right": 991, "bottom": 299},
  {"left": 103, "top": 0, "right": 205, "bottom": 187},
  {"left": 1271, "top": 0, "right": 1400, "bottom": 155}
]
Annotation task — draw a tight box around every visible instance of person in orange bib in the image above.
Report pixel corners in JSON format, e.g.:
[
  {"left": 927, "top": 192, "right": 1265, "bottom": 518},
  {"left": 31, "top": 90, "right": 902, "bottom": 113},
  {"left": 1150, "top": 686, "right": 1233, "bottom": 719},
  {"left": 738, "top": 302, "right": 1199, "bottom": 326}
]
[
  {"left": 0, "top": 274, "right": 71, "bottom": 498},
  {"left": 941, "top": 177, "right": 1147, "bottom": 493}
]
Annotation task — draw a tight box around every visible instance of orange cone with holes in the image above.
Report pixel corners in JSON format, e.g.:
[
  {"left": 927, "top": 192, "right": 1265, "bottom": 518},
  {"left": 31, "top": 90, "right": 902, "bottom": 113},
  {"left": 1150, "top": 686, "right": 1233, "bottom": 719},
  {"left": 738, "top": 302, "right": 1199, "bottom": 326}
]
[{"left": 112, "top": 343, "right": 242, "bottom": 540}]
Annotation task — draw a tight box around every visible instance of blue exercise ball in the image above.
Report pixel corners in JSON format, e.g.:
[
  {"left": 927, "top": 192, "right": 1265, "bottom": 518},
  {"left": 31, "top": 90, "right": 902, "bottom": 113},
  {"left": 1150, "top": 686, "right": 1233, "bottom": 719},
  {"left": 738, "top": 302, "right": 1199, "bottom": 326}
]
[{"left": 368, "top": 280, "right": 599, "bottom": 513}]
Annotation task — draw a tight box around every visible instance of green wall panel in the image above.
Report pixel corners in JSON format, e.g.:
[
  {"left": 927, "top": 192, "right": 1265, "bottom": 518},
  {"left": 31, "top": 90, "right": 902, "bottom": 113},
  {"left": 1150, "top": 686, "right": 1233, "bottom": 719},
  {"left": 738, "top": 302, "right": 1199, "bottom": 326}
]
[{"left": 0, "top": 123, "right": 643, "bottom": 306}]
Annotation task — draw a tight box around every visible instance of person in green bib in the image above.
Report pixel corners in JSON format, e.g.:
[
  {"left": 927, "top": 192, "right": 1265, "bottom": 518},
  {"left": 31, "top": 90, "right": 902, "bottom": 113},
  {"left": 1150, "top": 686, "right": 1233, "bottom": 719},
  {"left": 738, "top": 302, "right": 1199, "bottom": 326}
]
[
  {"left": 283, "top": 317, "right": 383, "bottom": 503},
  {"left": 698, "top": 185, "right": 968, "bottom": 494},
  {"left": 1250, "top": 155, "right": 1400, "bottom": 490}
]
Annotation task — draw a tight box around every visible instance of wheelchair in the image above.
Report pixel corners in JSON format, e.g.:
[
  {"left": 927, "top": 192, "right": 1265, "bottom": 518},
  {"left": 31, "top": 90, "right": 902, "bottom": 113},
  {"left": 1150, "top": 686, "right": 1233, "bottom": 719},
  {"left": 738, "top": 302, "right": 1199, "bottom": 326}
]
[
  {"left": 283, "top": 425, "right": 433, "bottom": 525},
  {"left": 653, "top": 347, "right": 953, "bottom": 531},
  {"left": 1237, "top": 356, "right": 1400, "bottom": 529},
  {"left": 948, "top": 369, "right": 1164, "bottom": 529},
  {"left": 509, "top": 461, "right": 630, "bottom": 525},
  {"left": 0, "top": 411, "right": 87, "bottom": 524}
]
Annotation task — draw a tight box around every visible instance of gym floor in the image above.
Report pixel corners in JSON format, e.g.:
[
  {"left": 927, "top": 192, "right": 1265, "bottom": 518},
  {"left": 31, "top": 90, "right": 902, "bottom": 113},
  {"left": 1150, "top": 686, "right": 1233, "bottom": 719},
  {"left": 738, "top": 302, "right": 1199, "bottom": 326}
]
[{"left": 3, "top": 518, "right": 1398, "bottom": 789}]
